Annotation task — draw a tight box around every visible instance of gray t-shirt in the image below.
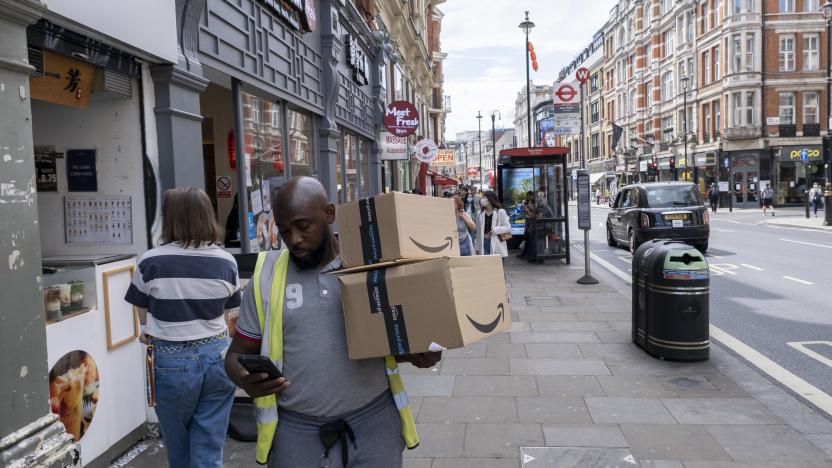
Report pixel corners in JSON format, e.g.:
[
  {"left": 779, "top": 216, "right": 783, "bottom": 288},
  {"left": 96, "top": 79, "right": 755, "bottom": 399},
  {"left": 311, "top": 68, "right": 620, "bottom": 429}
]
[{"left": 236, "top": 254, "right": 388, "bottom": 417}]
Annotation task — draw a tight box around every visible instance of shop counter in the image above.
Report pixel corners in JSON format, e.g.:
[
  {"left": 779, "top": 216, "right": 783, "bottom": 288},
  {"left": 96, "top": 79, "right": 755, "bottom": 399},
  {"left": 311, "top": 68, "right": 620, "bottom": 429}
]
[{"left": 43, "top": 254, "right": 145, "bottom": 466}]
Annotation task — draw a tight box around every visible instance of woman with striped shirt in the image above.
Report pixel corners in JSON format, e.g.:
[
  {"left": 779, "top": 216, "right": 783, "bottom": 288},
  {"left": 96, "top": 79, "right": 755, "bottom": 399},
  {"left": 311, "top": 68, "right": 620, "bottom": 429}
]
[{"left": 125, "top": 187, "right": 240, "bottom": 468}]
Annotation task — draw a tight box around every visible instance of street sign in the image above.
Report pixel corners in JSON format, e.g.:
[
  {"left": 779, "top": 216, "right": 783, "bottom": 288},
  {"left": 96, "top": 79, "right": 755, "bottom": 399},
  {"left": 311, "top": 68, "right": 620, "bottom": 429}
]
[
  {"left": 577, "top": 170, "right": 591, "bottom": 230},
  {"left": 553, "top": 81, "right": 581, "bottom": 135},
  {"left": 384, "top": 100, "right": 419, "bottom": 136},
  {"left": 576, "top": 67, "right": 590, "bottom": 84},
  {"left": 414, "top": 138, "right": 438, "bottom": 163}
]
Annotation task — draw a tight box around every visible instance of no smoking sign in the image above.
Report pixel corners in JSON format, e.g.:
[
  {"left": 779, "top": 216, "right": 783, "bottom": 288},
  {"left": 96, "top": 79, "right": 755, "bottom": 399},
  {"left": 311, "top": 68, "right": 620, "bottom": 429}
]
[{"left": 216, "top": 176, "right": 232, "bottom": 199}]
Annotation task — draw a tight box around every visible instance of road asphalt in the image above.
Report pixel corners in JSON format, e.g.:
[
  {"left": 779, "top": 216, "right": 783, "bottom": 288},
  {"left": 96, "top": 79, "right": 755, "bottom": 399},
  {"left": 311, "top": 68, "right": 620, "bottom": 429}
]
[{"left": 570, "top": 202, "right": 832, "bottom": 399}]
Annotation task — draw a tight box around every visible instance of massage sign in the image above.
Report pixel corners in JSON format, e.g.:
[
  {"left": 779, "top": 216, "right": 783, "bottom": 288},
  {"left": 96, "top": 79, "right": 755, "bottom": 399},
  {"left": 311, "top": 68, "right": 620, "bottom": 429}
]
[{"left": 384, "top": 101, "right": 419, "bottom": 137}]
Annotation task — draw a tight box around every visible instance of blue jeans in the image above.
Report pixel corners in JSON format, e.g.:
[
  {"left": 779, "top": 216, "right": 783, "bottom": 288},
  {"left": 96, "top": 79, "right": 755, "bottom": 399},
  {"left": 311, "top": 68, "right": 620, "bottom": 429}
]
[
  {"left": 152, "top": 336, "right": 236, "bottom": 468},
  {"left": 484, "top": 238, "right": 492, "bottom": 255}
]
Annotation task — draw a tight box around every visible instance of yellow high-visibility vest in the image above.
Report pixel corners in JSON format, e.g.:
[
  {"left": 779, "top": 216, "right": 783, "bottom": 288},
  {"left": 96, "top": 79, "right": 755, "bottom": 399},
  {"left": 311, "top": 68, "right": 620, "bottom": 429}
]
[{"left": 251, "top": 249, "right": 419, "bottom": 464}]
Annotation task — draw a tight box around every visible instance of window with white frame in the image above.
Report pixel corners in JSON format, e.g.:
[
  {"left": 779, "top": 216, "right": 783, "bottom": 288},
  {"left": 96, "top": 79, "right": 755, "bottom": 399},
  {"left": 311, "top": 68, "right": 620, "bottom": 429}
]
[
  {"left": 779, "top": 92, "right": 795, "bottom": 124},
  {"left": 662, "top": 71, "right": 674, "bottom": 101},
  {"left": 618, "top": 28, "right": 625, "bottom": 49},
  {"left": 745, "top": 91, "right": 755, "bottom": 125},
  {"left": 715, "top": 0, "right": 721, "bottom": 24},
  {"left": 678, "top": 61, "right": 686, "bottom": 93},
  {"left": 746, "top": 33, "right": 755, "bottom": 71},
  {"left": 647, "top": 43, "right": 653, "bottom": 67},
  {"left": 591, "top": 101, "right": 600, "bottom": 123},
  {"left": 803, "top": 91, "right": 819, "bottom": 124},
  {"left": 803, "top": 34, "right": 819, "bottom": 71},
  {"left": 734, "top": 0, "right": 742, "bottom": 14},
  {"left": 734, "top": 0, "right": 754, "bottom": 14},
  {"left": 644, "top": 3, "right": 652, "bottom": 25},
  {"left": 779, "top": 0, "right": 795, "bottom": 12},
  {"left": 704, "top": 2, "right": 711, "bottom": 31},
  {"left": 703, "top": 51, "right": 710, "bottom": 84},
  {"left": 714, "top": 100, "right": 721, "bottom": 134},
  {"left": 732, "top": 93, "right": 742, "bottom": 126},
  {"left": 687, "top": 58, "right": 695, "bottom": 86},
  {"left": 779, "top": 35, "right": 795, "bottom": 71},
  {"left": 630, "top": 88, "right": 638, "bottom": 112},
  {"left": 704, "top": 105, "right": 712, "bottom": 138},
  {"left": 591, "top": 132, "right": 600, "bottom": 158},
  {"left": 664, "top": 29, "right": 674, "bottom": 56},
  {"left": 646, "top": 82, "right": 654, "bottom": 107},
  {"left": 677, "top": 16, "right": 685, "bottom": 45},
  {"left": 659, "top": 0, "right": 667, "bottom": 15},
  {"left": 733, "top": 34, "right": 742, "bottom": 72},
  {"left": 628, "top": 17, "right": 634, "bottom": 41},
  {"left": 686, "top": 12, "right": 694, "bottom": 42},
  {"left": 662, "top": 115, "right": 673, "bottom": 141},
  {"left": 805, "top": 0, "right": 819, "bottom": 11},
  {"left": 713, "top": 45, "right": 720, "bottom": 80}
]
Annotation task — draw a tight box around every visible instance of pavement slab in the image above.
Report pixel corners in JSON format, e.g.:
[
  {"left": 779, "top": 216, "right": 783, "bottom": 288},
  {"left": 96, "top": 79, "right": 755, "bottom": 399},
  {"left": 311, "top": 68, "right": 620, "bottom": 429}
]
[
  {"left": 510, "top": 357, "right": 611, "bottom": 376},
  {"left": 661, "top": 397, "right": 782, "bottom": 425},
  {"left": 463, "top": 423, "right": 544, "bottom": 458},
  {"left": 417, "top": 397, "right": 517, "bottom": 423},
  {"left": 620, "top": 424, "right": 731, "bottom": 461},
  {"left": 403, "top": 422, "right": 466, "bottom": 458},
  {"left": 524, "top": 343, "right": 583, "bottom": 359},
  {"left": 440, "top": 358, "right": 510, "bottom": 376},
  {"left": 401, "top": 375, "right": 457, "bottom": 397},
  {"left": 536, "top": 375, "right": 605, "bottom": 397},
  {"left": 705, "top": 424, "right": 829, "bottom": 462},
  {"left": 453, "top": 376, "right": 538, "bottom": 397},
  {"left": 515, "top": 397, "right": 592, "bottom": 423},
  {"left": 585, "top": 397, "right": 677, "bottom": 424},
  {"left": 485, "top": 343, "right": 528, "bottom": 358},
  {"left": 596, "top": 375, "right": 679, "bottom": 398},
  {"left": 542, "top": 424, "right": 629, "bottom": 447}
]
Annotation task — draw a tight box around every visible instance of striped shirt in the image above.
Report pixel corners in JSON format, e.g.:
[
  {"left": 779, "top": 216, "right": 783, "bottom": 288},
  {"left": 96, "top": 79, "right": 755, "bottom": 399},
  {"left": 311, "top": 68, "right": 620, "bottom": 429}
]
[{"left": 124, "top": 242, "right": 241, "bottom": 341}]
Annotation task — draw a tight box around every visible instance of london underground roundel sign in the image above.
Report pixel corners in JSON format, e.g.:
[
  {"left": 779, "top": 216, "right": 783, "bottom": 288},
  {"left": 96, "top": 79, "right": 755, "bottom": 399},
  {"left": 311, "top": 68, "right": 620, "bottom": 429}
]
[{"left": 384, "top": 100, "right": 419, "bottom": 137}]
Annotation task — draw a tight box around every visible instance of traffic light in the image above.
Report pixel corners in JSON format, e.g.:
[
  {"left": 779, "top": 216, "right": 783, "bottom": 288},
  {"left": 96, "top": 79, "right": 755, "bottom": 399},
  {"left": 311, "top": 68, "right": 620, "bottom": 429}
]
[
  {"left": 528, "top": 42, "right": 539, "bottom": 72},
  {"left": 669, "top": 157, "right": 675, "bottom": 171},
  {"left": 649, "top": 158, "right": 658, "bottom": 176}
]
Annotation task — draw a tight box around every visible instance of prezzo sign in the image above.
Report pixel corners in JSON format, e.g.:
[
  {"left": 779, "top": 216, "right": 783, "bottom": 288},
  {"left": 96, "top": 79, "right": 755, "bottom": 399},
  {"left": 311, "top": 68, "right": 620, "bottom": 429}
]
[
  {"left": 260, "top": 0, "right": 316, "bottom": 32},
  {"left": 384, "top": 101, "right": 419, "bottom": 136},
  {"left": 346, "top": 35, "right": 369, "bottom": 86}
]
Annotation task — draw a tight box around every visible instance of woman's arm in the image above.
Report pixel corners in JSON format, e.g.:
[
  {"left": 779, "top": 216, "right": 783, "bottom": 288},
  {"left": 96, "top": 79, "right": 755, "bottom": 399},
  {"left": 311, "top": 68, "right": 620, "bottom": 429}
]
[
  {"left": 490, "top": 209, "right": 511, "bottom": 235},
  {"left": 462, "top": 212, "right": 476, "bottom": 230}
]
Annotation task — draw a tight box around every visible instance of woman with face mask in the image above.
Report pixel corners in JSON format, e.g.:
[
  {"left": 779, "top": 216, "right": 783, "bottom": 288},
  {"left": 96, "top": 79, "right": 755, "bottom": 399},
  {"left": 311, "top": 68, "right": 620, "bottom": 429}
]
[{"left": 475, "top": 190, "right": 511, "bottom": 258}]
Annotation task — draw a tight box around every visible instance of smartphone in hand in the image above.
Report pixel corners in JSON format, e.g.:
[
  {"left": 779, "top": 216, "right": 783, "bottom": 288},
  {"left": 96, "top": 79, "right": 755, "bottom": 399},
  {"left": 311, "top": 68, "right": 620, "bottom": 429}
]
[{"left": 237, "top": 355, "right": 284, "bottom": 380}]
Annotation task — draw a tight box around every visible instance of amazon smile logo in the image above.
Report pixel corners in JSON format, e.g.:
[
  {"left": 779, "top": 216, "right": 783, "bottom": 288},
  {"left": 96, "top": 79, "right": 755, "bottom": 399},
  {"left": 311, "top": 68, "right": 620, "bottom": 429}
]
[
  {"left": 409, "top": 236, "right": 453, "bottom": 253},
  {"left": 466, "top": 303, "right": 505, "bottom": 334}
]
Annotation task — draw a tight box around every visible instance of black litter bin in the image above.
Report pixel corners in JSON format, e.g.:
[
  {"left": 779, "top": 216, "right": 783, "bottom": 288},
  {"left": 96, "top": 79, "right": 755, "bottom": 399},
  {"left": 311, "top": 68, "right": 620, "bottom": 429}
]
[{"left": 632, "top": 240, "right": 710, "bottom": 361}]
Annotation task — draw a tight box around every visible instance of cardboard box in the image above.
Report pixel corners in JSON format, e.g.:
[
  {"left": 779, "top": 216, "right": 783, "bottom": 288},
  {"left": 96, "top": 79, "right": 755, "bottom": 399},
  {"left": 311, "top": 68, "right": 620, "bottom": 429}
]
[
  {"left": 336, "top": 192, "right": 460, "bottom": 269},
  {"left": 339, "top": 255, "right": 510, "bottom": 359}
]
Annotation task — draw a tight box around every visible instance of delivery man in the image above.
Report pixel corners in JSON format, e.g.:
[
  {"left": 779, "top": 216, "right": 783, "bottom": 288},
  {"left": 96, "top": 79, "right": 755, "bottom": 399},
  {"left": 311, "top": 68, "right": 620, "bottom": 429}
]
[{"left": 225, "top": 176, "right": 441, "bottom": 467}]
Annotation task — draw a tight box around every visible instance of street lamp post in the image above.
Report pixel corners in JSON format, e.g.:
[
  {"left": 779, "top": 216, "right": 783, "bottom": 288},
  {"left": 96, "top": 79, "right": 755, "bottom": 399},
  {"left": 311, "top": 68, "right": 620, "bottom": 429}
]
[
  {"left": 681, "top": 74, "right": 690, "bottom": 184},
  {"left": 823, "top": 1, "right": 832, "bottom": 225},
  {"left": 477, "top": 111, "right": 484, "bottom": 189},
  {"left": 491, "top": 110, "right": 501, "bottom": 188},
  {"left": 519, "top": 11, "right": 535, "bottom": 148}
]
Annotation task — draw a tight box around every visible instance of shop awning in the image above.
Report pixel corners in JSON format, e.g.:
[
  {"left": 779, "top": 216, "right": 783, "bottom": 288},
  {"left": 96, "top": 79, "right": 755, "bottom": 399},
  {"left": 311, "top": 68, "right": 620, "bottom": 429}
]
[
  {"left": 589, "top": 172, "right": 605, "bottom": 185},
  {"left": 433, "top": 174, "right": 458, "bottom": 186}
]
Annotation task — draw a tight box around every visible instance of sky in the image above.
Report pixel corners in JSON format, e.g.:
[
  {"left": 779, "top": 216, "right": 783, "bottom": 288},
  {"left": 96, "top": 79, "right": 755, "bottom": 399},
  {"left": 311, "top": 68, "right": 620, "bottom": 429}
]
[{"left": 441, "top": 0, "right": 617, "bottom": 140}]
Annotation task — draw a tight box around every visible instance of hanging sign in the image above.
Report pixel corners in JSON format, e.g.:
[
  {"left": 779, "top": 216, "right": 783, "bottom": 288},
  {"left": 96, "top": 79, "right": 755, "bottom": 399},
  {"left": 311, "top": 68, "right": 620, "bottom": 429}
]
[
  {"left": 384, "top": 100, "right": 419, "bottom": 136},
  {"left": 414, "top": 139, "right": 438, "bottom": 163},
  {"left": 379, "top": 131, "right": 408, "bottom": 160},
  {"left": 552, "top": 81, "right": 581, "bottom": 136},
  {"left": 66, "top": 149, "right": 97, "bottom": 192},
  {"left": 30, "top": 50, "right": 95, "bottom": 109}
]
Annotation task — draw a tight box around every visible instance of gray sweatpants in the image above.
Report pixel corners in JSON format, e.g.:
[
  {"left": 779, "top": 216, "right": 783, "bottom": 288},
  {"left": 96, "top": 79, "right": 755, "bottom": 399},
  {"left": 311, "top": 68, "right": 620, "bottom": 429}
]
[{"left": 269, "top": 391, "right": 405, "bottom": 468}]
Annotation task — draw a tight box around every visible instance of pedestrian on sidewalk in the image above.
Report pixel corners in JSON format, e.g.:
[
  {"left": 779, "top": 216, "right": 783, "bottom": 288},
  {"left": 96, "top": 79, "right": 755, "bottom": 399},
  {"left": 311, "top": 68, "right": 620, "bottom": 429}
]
[
  {"left": 124, "top": 188, "right": 240, "bottom": 468},
  {"left": 454, "top": 195, "right": 476, "bottom": 256},
  {"left": 707, "top": 182, "right": 720, "bottom": 213},
  {"left": 225, "top": 177, "right": 439, "bottom": 467},
  {"left": 809, "top": 182, "right": 824, "bottom": 218},
  {"left": 595, "top": 187, "right": 602, "bottom": 205},
  {"left": 475, "top": 190, "right": 511, "bottom": 259},
  {"left": 518, "top": 191, "right": 535, "bottom": 259},
  {"left": 761, "top": 184, "right": 775, "bottom": 216}
]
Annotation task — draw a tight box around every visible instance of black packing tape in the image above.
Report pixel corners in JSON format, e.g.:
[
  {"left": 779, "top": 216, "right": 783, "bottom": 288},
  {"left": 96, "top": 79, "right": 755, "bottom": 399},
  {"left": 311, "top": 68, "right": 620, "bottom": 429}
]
[
  {"left": 366, "top": 268, "right": 410, "bottom": 355},
  {"left": 359, "top": 198, "right": 382, "bottom": 264}
]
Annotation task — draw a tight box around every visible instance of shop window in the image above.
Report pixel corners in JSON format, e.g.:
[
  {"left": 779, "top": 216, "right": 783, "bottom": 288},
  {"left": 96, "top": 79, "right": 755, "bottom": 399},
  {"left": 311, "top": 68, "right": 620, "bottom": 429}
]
[
  {"left": 242, "top": 91, "right": 284, "bottom": 188},
  {"left": 779, "top": 92, "right": 795, "bottom": 124},
  {"left": 343, "top": 133, "right": 359, "bottom": 202},
  {"left": 359, "top": 138, "right": 371, "bottom": 197},
  {"left": 287, "top": 108, "right": 314, "bottom": 177}
]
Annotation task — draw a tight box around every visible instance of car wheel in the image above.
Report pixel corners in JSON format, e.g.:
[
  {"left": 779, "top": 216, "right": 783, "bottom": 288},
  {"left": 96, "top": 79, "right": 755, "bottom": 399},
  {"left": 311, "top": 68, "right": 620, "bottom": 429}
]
[
  {"left": 695, "top": 242, "right": 708, "bottom": 253},
  {"left": 606, "top": 223, "right": 617, "bottom": 247},
  {"left": 628, "top": 229, "right": 639, "bottom": 255}
]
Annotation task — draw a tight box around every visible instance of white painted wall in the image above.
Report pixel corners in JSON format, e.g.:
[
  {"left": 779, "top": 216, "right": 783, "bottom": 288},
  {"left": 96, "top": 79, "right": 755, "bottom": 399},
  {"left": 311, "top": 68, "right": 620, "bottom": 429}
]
[
  {"left": 43, "top": 0, "right": 178, "bottom": 63},
  {"left": 32, "top": 81, "right": 148, "bottom": 258}
]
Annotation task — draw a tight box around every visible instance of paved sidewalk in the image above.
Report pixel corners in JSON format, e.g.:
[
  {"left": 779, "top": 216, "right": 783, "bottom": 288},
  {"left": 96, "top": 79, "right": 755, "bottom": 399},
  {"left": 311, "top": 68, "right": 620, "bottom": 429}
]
[
  {"left": 116, "top": 255, "right": 832, "bottom": 467},
  {"left": 760, "top": 213, "right": 832, "bottom": 231}
]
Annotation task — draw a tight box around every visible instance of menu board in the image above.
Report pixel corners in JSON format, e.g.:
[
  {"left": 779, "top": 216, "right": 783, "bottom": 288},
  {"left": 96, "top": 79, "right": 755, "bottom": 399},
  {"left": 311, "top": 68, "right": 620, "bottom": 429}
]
[{"left": 65, "top": 196, "right": 132, "bottom": 245}]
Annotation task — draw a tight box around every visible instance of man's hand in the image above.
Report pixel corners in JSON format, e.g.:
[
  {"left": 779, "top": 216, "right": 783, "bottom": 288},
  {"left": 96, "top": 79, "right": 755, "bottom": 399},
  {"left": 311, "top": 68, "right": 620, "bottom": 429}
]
[
  {"left": 401, "top": 351, "right": 442, "bottom": 369},
  {"left": 235, "top": 368, "right": 290, "bottom": 398}
]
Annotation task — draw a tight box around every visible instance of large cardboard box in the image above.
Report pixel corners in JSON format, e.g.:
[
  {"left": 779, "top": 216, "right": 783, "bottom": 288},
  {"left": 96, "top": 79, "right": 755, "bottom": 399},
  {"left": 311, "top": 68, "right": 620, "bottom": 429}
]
[
  {"left": 336, "top": 192, "right": 459, "bottom": 269},
  {"left": 339, "top": 255, "right": 510, "bottom": 359}
]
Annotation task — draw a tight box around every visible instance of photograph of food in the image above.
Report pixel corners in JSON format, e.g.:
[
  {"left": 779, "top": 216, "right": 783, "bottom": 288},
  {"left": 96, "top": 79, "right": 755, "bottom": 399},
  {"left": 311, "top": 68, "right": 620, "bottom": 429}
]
[
  {"left": 255, "top": 212, "right": 269, "bottom": 251},
  {"left": 49, "top": 350, "right": 100, "bottom": 441},
  {"left": 269, "top": 214, "right": 281, "bottom": 250}
]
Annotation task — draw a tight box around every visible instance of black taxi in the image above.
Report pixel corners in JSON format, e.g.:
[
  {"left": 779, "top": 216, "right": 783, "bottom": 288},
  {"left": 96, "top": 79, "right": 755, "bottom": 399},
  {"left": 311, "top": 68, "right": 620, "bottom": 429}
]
[{"left": 606, "top": 182, "right": 710, "bottom": 253}]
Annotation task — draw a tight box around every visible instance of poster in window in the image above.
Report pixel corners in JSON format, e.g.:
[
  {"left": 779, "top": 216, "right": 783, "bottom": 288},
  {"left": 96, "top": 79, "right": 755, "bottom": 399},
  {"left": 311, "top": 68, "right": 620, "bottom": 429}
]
[
  {"left": 66, "top": 150, "right": 97, "bottom": 192},
  {"left": 35, "top": 145, "right": 58, "bottom": 192}
]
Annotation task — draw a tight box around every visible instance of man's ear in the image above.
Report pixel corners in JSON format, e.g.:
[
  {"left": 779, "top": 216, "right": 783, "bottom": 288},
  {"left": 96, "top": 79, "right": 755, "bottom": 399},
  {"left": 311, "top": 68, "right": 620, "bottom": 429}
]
[{"left": 325, "top": 202, "right": 336, "bottom": 224}]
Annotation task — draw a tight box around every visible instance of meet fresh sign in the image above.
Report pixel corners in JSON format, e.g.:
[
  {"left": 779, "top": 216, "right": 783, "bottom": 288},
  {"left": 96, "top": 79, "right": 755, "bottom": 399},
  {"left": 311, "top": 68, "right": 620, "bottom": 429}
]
[{"left": 384, "top": 101, "right": 419, "bottom": 137}]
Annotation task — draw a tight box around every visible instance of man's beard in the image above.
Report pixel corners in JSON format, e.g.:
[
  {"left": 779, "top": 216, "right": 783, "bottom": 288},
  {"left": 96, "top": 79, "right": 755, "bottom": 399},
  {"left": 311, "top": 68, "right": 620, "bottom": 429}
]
[{"left": 290, "top": 234, "right": 329, "bottom": 270}]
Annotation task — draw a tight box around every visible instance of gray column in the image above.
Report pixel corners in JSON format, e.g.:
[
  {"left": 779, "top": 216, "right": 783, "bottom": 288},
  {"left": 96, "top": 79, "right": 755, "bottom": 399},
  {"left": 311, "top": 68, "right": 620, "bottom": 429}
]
[
  {"left": 0, "top": 0, "right": 79, "bottom": 465},
  {"left": 151, "top": 0, "right": 208, "bottom": 192},
  {"left": 318, "top": 0, "right": 342, "bottom": 202}
]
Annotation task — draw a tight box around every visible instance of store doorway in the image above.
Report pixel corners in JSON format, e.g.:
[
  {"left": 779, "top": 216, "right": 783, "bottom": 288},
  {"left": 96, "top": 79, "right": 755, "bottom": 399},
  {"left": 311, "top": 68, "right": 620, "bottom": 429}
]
[{"left": 733, "top": 168, "right": 759, "bottom": 208}]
